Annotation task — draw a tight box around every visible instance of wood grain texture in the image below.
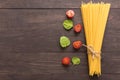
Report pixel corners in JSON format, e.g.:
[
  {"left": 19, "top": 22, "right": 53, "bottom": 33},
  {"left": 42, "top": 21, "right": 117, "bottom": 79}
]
[
  {"left": 0, "top": 8, "right": 120, "bottom": 80},
  {"left": 0, "top": 73, "right": 120, "bottom": 80},
  {"left": 0, "top": 52, "right": 120, "bottom": 74},
  {"left": 0, "top": 52, "right": 119, "bottom": 80},
  {"left": 0, "top": 0, "right": 120, "bottom": 80},
  {"left": 0, "top": 9, "right": 120, "bottom": 53},
  {"left": 0, "top": 0, "right": 120, "bottom": 8}
]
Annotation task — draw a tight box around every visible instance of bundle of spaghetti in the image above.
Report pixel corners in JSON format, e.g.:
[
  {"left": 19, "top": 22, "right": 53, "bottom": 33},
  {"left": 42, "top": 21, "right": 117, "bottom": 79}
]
[{"left": 81, "top": 1, "right": 110, "bottom": 76}]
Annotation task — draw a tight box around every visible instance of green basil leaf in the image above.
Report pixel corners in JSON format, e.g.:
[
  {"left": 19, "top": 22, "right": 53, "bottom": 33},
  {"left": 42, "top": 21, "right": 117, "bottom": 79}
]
[
  {"left": 60, "top": 36, "right": 70, "bottom": 48},
  {"left": 72, "top": 57, "right": 80, "bottom": 65},
  {"left": 63, "top": 20, "right": 73, "bottom": 30}
]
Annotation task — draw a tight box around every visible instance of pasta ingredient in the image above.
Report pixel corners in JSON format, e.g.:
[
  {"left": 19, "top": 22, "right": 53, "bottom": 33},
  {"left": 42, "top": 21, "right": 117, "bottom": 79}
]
[
  {"left": 60, "top": 36, "right": 71, "bottom": 48},
  {"left": 63, "top": 20, "right": 73, "bottom": 30},
  {"left": 73, "top": 41, "right": 82, "bottom": 49},
  {"left": 62, "top": 57, "right": 71, "bottom": 66},
  {"left": 74, "top": 24, "right": 82, "bottom": 33},
  {"left": 81, "top": 1, "right": 111, "bottom": 76},
  {"left": 72, "top": 57, "right": 80, "bottom": 65},
  {"left": 66, "top": 10, "right": 75, "bottom": 18}
]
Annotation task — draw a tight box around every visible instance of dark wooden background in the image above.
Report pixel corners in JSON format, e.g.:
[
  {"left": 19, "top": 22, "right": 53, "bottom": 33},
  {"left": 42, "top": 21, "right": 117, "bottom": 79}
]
[{"left": 0, "top": 0, "right": 120, "bottom": 80}]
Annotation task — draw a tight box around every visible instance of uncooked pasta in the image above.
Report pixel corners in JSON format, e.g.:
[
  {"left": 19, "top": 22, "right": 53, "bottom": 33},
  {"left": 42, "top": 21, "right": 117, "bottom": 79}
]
[{"left": 81, "top": 1, "right": 110, "bottom": 76}]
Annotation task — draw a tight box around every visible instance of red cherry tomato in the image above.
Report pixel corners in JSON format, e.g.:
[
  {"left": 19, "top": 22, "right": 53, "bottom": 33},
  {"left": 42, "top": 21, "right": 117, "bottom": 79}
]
[
  {"left": 62, "top": 57, "right": 70, "bottom": 66},
  {"left": 66, "top": 10, "right": 75, "bottom": 18},
  {"left": 74, "top": 24, "right": 82, "bottom": 33},
  {"left": 73, "top": 41, "right": 82, "bottom": 49}
]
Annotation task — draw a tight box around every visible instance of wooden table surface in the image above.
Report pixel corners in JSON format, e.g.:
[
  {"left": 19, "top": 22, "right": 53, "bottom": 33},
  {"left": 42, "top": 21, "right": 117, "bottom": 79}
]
[{"left": 0, "top": 0, "right": 120, "bottom": 80}]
